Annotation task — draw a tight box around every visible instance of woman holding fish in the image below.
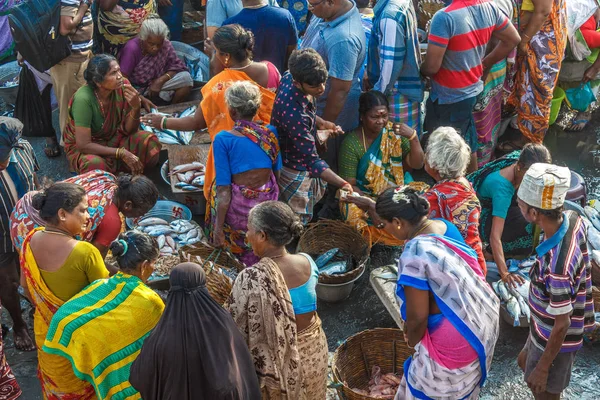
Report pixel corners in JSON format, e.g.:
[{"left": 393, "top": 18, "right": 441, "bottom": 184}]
[
  {"left": 19, "top": 183, "right": 110, "bottom": 398},
  {"left": 207, "top": 81, "right": 281, "bottom": 266},
  {"left": 374, "top": 187, "right": 499, "bottom": 399},
  {"left": 226, "top": 201, "right": 328, "bottom": 399},
  {"left": 11, "top": 170, "right": 159, "bottom": 258},
  {"left": 143, "top": 24, "right": 281, "bottom": 199},
  {"left": 339, "top": 91, "right": 424, "bottom": 247},
  {"left": 468, "top": 144, "right": 551, "bottom": 286},
  {"left": 63, "top": 54, "right": 162, "bottom": 175}
]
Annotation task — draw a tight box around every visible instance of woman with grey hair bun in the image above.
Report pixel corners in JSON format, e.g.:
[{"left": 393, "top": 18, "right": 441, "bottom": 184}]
[
  {"left": 207, "top": 80, "right": 282, "bottom": 267},
  {"left": 423, "top": 127, "right": 487, "bottom": 274},
  {"left": 119, "top": 17, "right": 192, "bottom": 104}
]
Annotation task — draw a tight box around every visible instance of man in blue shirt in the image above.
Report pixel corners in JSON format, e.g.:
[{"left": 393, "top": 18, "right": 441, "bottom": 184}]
[
  {"left": 206, "top": 0, "right": 279, "bottom": 38},
  {"left": 224, "top": 0, "right": 298, "bottom": 72}
]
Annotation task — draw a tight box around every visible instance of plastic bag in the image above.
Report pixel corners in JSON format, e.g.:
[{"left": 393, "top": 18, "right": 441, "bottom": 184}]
[
  {"left": 13, "top": 65, "right": 56, "bottom": 138},
  {"left": 566, "top": 82, "right": 596, "bottom": 112}
]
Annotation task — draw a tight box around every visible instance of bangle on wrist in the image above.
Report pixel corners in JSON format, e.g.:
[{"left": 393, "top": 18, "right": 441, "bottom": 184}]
[
  {"left": 408, "top": 130, "right": 417, "bottom": 141},
  {"left": 161, "top": 116, "right": 168, "bottom": 130},
  {"left": 165, "top": 73, "right": 172, "bottom": 80},
  {"left": 115, "top": 147, "right": 122, "bottom": 159}
]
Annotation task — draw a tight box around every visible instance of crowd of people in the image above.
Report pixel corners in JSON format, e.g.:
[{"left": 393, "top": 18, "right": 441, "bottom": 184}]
[{"left": 0, "top": 0, "right": 597, "bottom": 398}]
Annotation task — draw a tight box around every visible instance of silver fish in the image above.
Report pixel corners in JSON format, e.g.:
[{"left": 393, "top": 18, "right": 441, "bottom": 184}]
[
  {"left": 175, "top": 182, "right": 200, "bottom": 191},
  {"left": 191, "top": 175, "right": 205, "bottom": 186},
  {"left": 584, "top": 206, "right": 600, "bottom": 232},
  {"left": 171, "top": 162, "right": 204, "bottom": 174},
  {"left": 497, "top": 281, "right": 511, "bottom": 302},
  {"left": 316, "top": 248, "right": 340, "bottom": 269},
  {"left": 185, "top": 228, "right": 199, "bottom": 241},
  {"left": 157, "top": 235, "right": 166, "bottom": 249},
  {"left": 181, "top": 237, "right": 201, "bottom": 246},
  {"left": 320, "top": 261, "right": 347, "bottom": 275},
  {"left": 506, "top": 296, "right": 521, "bottom": 327},
  {"left": 183, "top": 171, "right": 195, "bottom": 183},
  {"left": 166, "top": 235, "right": 177, "bottom": 250},
  {"left": 147, "top": 226, "right": 175, "bottom": 237},
  {"left": 517, "top": 296, "right": 530, "bottom": 320},
  {"left": 176, "top": 173, "right": 187, "bottom": 183},
  {"left": 138, "top": 217, "right": 169, "bottom": 227}
]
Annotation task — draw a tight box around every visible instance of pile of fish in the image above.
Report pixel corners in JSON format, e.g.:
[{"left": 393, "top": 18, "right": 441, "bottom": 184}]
[
  {"left": 583, "top": 205, "right": 600, "bottom": 266},
  {"left": 184, "top": 56, "right": 207, "bottom": 83},
  {"left": 0, "top": 76, "right": 18, "bottom": 88},
  {"left": 140, "top": 107, "right": 196, "bottom": 145},
  {"left": 350, "top": 366, "right": 400, "bottom": 399},
  {"left": 170, "top": 161, "right": 205, "bottom": 191},
  {"left": 314, "top": 248, "right": 356, "bottom": 276},
  {"left": 492, "top": 279, "right": 531, "bottom": 327},
  {"left": 136, "top": 217, "right": 203, "bottom": 256}
]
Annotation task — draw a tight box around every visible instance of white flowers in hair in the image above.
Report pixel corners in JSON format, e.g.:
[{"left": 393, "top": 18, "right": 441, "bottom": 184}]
[{"left": 392, "top": 186, "right": 409, "bottom": 203}]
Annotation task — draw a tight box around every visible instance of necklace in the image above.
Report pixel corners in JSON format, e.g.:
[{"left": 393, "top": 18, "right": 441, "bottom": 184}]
[
  {"left": 244, "top": 2, "right": 267, "bottom": 8},
  {"left": 94, "top": 90, "right": 107, "bottom": 117},
  {"left": 360, "top": 127, "right": 368, "bottom": 152},
  {"left": 409, "top": 220, "right": 433, "bottom": 240},
  {"left": 228, "top": 61, "right": 252, "bottom": 71},
  {"left": 43, "top": 228, "right": 73, "bottom": 238},
  {"left": 263, "top": 250, "right": 288, "bottom": 260}
]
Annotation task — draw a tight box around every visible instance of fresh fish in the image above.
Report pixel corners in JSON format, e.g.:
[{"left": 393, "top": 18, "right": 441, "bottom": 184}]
[
  {"left": 506, "top": 296, "right": 521, "bottom": 327},
  {"left": 179, "top": 106, "right": 197, "bottom": 118},
  {"left": 171, "top": 162, "right": 204, "bottom": 174},
  {"left": 191, "top": 175, "right": 205, "bottom": 186},
  {"left": 138, "top": 217, "right": 169, "bottom": 227},
  {"left": 176, "top": 173, "right": 187, "bottom": 183},
  {"left": 166, "top": 236, "right": 177, "bottom": 249},
  {"left": 157, "top": 235, "right": 166, "bottom": 249},
  {"left": 175, "top": 182, "right": 201, "bottom": 191},
  {"left": 592, "top": 250, "right": 600, "bottom": 265},
  {"left": 170, "top": 220, "right": 195, "bottom": 234},
  {"left": 320, "top": 261, "right": 348, "bottom": 275},
  {"left": 514, "top": 281, "right": 530, "bottom": 299},
  {"left": 183, "top": 171, "right": 195, "bottom": 183},
  {"left": 185, "top": 228, "right": 199, "bottom": 241},
  {"left": 584, "top": 206, "right": 600, "bottom": 232},
  {"left": 315, "top": 248, "right": 340, "bottom": 269},
  {"left": 517, "top": 296, "right": 530, "bottom": 320},
  {"left": 147, "top": 226, "right": 175, "bottom": 237},
  {"left": 497, "top": 281, "right": 511, "bottom": 302},
  {"left": 181, "top": 237, "right": 201, "bottom": 246},
  {"left": 492, "top": 281, "right": 501, "bottom": 297},
  {"left": 586, "top": 223, "right": 600, "bottom": 251}
]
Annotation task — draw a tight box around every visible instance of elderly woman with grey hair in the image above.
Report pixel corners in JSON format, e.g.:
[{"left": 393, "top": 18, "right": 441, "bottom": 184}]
[
  {"left": 207, "top": 80, "right": 282, "bottom": 266},
  {"left": 119, "top": 17, "right": 192, "bottom": 104},
  {"left": 423, "top": 127, "right": 487, "bottom": 275}
]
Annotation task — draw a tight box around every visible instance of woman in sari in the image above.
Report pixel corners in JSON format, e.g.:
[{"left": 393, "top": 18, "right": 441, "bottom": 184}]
[
  {"left": 11, "top": 170, "right": 158, "bottom": 258},
  {"left": 424, "top": 127, "right": 487, "bottom": 274},
  {"left": 20, "top": 183, "right": 110, "bottom": 399},
  {"left": 209, "top": 81, "right": 281, "bottom": 266},
  {"left": 339, "top": 90, "right": 424, "bottom": 247},
  {"left": 93, "top": 0, "right": 156, "bottom": 56},
  {"left": 374, "top": 187, "right": 499, "bottom": 399},
  {"left": 130, "top": 262, "right": 261, "bottom": 399},
  {"left": 42, "top": 230, "right": 164, "bottom": 400},
  {"left": 119, "top": 17, "right": 193, "bottom": 105},
  {"left": 468, "top": 143, "right": 551, "bottom": 286},
  {"left": 505, "top": 0, "right": 567, "bottom": 146},
  {"left": 64, "top": 54, "right": 161, "bottom": 175},
  {"left": 144, "top": 24, "right": 281, "bottom": 199},
  {"left": 226, "top": 201, "right": 328, "bottom": 399}
]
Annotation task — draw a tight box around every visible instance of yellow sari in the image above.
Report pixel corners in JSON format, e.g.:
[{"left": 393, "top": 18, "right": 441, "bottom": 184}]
[
  {"left": 19, "top": 228, "right": 96, "bottom": 400},
  {"left": 199, "top": 68, "right": 277, "bottom": 199}
]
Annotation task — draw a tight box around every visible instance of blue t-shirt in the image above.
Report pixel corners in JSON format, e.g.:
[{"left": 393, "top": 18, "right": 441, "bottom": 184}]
[
  {"left": 300, "top": 2, "right": 367, "bottom": 131},
  {"left": 206, "top": 0, "right": 279, "bottom": 27},
  {"left": 213, "top": 126, "right": 283, "bottom": 186},
  {"left": 477, "top": 170, "right": 514, "bottom": 219},
  {"left": 224, "top": 6, "right": 298, "bottom": 73},
  {"left": 433, "top": 218, "right": 465, "bottom": 244}
]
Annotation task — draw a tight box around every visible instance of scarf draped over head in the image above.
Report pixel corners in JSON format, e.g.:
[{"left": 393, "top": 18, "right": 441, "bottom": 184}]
[
  {"left": 0, "top": 117, "right": 23, "bottom": 161},
  {"left": 129, "top": 262, "right": 261, "bottom": 400}
]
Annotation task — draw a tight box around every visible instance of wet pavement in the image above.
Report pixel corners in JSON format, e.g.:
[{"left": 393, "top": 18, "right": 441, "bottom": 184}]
[{"left": 2, "top": 111, "right": 599, "bottom": 399}]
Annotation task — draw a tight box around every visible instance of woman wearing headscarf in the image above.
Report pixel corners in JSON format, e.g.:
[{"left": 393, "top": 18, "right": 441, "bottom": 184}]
[{"left": 129, "top": 262, "right": 261, "bottom": 399}]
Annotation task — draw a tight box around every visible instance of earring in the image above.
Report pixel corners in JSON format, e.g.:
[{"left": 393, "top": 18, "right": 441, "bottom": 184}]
[
  {"left": 224, "top": 57, "right": 230, "bottom": 67},
  {"left": 397, "top": 226, "right": 401, "bottom": 230},
  {"left": 61, "top": 218, "right": 66, "bottom": 221}
]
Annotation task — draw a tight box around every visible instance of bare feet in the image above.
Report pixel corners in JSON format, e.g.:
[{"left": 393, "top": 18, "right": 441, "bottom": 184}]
[{"left": 13, "top": 326, "right": 35, "bottom": 352}]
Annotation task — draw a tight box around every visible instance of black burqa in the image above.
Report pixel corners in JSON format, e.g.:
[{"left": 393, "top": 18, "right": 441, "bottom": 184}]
[{"left": 129, "top": 263, "right": 261, "bottom": 400}]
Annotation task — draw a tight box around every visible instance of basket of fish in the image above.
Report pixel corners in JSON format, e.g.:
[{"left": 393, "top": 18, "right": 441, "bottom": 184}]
[
  {"left": 125, "top": 200, "right": 192, "bottom": 228},
  {"left": 493, "top": 279, "right": 531, "bottom": 328},
  {"left": 140, "top": 106, "right": 196, "bottom": 145},
  {"left": 180, "top": 242, "right": 245, "bottom": 305},
  {"left": 169, "top": 161, "right": 205, "bottom": 192},
  {"left": 298, "top": 220, "right": 370, "bottom": 285},
  {"left": 0, "top": 61, "right": 20, "bottom": 108},
  {"left": 332, "top": 328, "right": 413, "bottom": 400}
]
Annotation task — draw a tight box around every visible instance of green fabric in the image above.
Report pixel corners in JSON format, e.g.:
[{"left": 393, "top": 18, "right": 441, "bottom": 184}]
[
  {"left": 338, "top": 128, "right": 410, "bottom": 182},
  {"left": 478, "top": 170, "right": 514, "bottom": 219},
  {"left": 71, "top": 86, "right": 105, "bottom": 133}
]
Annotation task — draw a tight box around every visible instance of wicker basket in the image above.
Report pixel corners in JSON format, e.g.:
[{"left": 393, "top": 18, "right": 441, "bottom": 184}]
[
  {"left": 592, "top": 260, "right": 600, "bottom": 286},
  {"left": 332, "top": 328, "right": 414, "bottom": 400},
  {"left": 179, "top": 242, "right": 244, "bottom": 305},
  {"left": 297, "top": 220, "right": 370, "bottom": 285},
  {"left": 418, "top": 0, "right": 445, "bottom": 30},
  {"left": 592, "top": 286, "right": 600, "bottom": 311}
]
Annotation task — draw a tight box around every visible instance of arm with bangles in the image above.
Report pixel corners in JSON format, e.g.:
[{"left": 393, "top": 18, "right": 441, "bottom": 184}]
[
  {"left": 143, "top": 106, "right": 207, "bottom": 132},
  {"left": 211, "top": 186, "right": 231, "bottom": 248}
]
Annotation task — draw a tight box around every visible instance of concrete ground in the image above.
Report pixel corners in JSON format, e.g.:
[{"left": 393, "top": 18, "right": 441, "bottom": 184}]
[{"left": 2, "top": 110, "right": 599, "bottom": 399}]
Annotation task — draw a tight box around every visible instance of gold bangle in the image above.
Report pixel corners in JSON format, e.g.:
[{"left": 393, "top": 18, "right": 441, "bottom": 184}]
[
  {"left": 165, "top": 73, "right": 172, "bottom": 80},
  {"left": 115, "top": 148, "right": 121, "bottom": 159},
  {"left": 408, "top": 130, "right": 417, "bottom": 141}
]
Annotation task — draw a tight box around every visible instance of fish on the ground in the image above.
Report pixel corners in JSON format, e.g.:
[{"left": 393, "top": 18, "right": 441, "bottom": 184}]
[
  {"left": 138, "top": 217, "right": 169, "bottom": 227},
  {"left": 506, "top": 296, "right": 522, "bottom": 327}
]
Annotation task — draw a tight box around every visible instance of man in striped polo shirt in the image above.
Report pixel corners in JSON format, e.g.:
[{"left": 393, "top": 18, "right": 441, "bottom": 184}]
[
  {"left": 516, "top": 163, "right": 595, "bottom": 398},
  {"left": 421, "top": 0, "right": 519, "bottom": 172},
  {"left": 0, "top": 118, "right": 38, "bottom": 352},
  {"left": 50, "top": 0, "right": 93, "bottom": 142}
]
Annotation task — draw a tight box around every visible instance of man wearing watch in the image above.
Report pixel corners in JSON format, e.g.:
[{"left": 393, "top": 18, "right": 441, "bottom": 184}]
[{"left": 49, "top": 0, "right": 94, "bottom": 144}]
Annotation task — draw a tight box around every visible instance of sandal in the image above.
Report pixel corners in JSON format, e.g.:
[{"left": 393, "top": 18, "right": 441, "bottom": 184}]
[
  {"left": 44, "top": 141, "right": 61, "bottom": 158},
  {"left": 497, "top": 140, "right": 524, "bottom": 153},
  {"left": 565, "top": 112, "right": 591, "bottom": 132}
]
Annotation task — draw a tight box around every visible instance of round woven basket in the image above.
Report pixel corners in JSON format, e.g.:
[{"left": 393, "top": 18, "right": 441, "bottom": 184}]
[
  {"left": 592, "top": 286, "right": 600, "bottom": 311},
  {"left": 332, "top": 328, "right": 414, "bottom": 400},
  {"left": 591, "top": 260, "right": 600, "bottom": 286},
  {"left": 296, "top": 220, "right": 370, "bottom": 284},
  {"left": 418, "top": 0, "right": 445, "bottom": 30},
  {"left": 179, "top": 242, "right": 244, "bottom": 305}
]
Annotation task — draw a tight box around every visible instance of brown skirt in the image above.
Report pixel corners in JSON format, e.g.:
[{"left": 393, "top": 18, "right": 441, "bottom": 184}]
[{"left": 297, "top": 315, "right": 328, "bottom": 399}]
